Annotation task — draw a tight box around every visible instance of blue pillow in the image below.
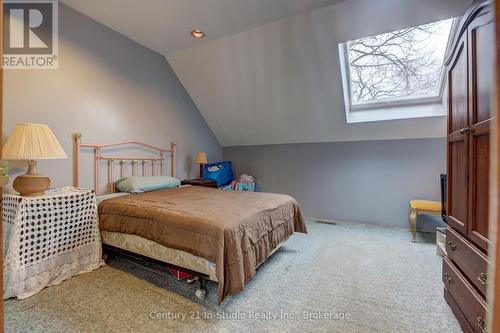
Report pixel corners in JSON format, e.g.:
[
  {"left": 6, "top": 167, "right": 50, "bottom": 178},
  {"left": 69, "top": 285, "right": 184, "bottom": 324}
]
[{"left": 115, "top": 176, "right": 180, "bottom": 193}]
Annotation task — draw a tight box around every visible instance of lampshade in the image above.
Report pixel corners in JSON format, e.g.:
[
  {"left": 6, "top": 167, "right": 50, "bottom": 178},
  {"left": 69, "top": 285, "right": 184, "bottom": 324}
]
[
  {"left": 2, "top": 123, "right": 67, "bottom": 160},
  {"left": 195, "top": 152, "right": 208, "bottom": 164}
]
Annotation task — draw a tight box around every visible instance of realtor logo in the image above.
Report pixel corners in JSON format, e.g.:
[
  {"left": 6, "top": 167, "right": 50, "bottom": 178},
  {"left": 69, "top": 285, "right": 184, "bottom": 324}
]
[{"left": 3, "top": 0, "right": 58, "bottom": 69}]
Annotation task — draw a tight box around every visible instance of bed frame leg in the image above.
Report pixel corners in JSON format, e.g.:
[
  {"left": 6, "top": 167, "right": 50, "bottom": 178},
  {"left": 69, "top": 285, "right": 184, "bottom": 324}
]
[{"left": 195, "top": 278, "right": 207, "bottom": 300}]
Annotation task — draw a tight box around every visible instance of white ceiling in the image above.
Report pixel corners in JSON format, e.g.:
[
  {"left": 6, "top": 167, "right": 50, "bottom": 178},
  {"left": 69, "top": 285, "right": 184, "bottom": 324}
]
[{"left": 62, "top": 0, "right": 346, "bottom": 55}]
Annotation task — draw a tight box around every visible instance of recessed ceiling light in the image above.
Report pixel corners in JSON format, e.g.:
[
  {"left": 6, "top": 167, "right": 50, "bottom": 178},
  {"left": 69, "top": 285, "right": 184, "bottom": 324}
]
[{"left": 191, "top": 29, "right": 206, "bottom": 39}]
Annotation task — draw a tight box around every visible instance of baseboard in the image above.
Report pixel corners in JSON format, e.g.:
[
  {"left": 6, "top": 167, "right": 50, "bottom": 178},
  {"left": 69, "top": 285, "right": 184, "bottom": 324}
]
[{"left": 307, "top": 216, "right": 435, "bottom": 233}]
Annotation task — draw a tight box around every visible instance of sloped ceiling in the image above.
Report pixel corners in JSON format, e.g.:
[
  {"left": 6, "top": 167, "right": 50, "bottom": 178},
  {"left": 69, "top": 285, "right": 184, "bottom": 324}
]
[
  {"left": 167, "top": 0, "right": 471, "bottom": 146},
  {"left": 61, "top": 0, "right": 346, "bottom": 55},
  {"left": 64, "top": 0, "right": 472, "bottom": 147}
]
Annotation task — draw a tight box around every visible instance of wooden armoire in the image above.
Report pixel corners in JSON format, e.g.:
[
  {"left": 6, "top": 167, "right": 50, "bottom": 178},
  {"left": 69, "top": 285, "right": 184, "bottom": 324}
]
[{"left": 443, "top": 1, "right": 494, "bottom": 332}]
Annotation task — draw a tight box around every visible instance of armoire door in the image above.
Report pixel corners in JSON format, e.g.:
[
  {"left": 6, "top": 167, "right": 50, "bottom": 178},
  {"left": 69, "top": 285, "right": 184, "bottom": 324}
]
[
  {"left": 447, "top": 33, "right": 469, "bottom": 235},
  {"left": 467, "top": 10, "right": 495, "bottom": 252}
]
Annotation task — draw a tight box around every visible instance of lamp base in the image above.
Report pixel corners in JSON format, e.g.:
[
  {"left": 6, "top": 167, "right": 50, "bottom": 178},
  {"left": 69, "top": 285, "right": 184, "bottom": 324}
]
[
  {"left": 13, "top": 161, "right": 50, "bottom": 196},
  {"left": 199, "top": 164, "right": 204, "bottom": 179},
  {"left": 13, "top": 174, "right": 50, "bottom": 197}
]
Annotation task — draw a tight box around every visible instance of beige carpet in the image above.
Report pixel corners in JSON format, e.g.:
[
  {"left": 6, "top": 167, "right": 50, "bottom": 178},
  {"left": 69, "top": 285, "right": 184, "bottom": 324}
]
[{"left": 5, "top": 220, "right": 460, "bottom": 333}]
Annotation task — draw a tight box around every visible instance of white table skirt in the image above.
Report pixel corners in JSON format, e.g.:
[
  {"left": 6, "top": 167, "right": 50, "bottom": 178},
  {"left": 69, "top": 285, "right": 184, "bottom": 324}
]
[{"left": 3, "top": 187, "right": 104, "bottom": 299}]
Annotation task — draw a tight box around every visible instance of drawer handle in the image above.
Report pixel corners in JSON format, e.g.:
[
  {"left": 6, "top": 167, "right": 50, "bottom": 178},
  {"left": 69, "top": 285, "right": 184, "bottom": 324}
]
[
  {"left": 447, "top": 241, "right": 456, "bottom": 251},
  {"left": 477, "top": 317, "right": 488, "bottom": 333},
  {"left": 478, "top": 273, "right": 488, "bottom": 286},
  {"left": 444, "top": 272, "right": 453, "bottom": 284},
  {"left": 459, "top": 127, "right": 472, "bottom": 135}
]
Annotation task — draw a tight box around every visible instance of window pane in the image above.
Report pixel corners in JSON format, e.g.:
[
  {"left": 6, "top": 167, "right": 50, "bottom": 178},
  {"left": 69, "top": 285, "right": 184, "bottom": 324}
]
[{"left": 347, "top": 19, "right": 453, "bottom": 105}]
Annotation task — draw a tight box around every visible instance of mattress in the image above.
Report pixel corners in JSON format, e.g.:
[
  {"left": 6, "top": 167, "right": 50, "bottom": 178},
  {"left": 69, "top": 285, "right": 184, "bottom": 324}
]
[{"left": 101, "top": 231, "right": 218, "bottom": 281}]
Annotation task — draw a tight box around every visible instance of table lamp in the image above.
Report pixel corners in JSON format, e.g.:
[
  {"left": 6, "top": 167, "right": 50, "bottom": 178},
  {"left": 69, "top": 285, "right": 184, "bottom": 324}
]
[
  {"left": 2, "top": 123, "right": 67, "bottom": 196},
  {"left": 195, "top": 152, "right": 207, "bottom": 179}
]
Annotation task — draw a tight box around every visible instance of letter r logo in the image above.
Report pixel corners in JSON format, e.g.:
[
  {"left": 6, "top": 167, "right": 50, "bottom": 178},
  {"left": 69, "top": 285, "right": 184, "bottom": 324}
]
[{"left": 3, "top": 2, "right": 53, "bottom": 54}]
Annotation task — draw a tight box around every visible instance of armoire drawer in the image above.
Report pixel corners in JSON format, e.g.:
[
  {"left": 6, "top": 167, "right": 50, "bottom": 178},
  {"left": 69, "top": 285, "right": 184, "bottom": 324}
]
[
  {"left": 446, "top": 227, "right": 489, "bottom": 297},
  {"left": 443, "top": 257, "right": 488, "bottom": 333}
]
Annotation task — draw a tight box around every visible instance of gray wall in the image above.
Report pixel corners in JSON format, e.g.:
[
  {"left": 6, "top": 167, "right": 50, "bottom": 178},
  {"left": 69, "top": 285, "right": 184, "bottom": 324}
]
[
  {"left": 224, "top": 138, "right": 446, "bottom": 231},
  {"left": 4, "top": 4, "right": 221, "bottom": 192}
]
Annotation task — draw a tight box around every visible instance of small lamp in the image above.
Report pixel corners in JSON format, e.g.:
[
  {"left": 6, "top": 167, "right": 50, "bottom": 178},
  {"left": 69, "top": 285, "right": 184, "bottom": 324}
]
[
  {"left": 2, "top": 123, "right": 67, "bottom": 196},
  {"left": 195, "top": 152, "right": 208, "bottom": 179}
]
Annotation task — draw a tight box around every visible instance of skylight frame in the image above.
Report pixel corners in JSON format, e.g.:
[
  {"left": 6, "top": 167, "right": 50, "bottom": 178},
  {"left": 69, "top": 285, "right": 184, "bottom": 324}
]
[{"left": 339, "top": 18, "right": 459, "bottom": 113}]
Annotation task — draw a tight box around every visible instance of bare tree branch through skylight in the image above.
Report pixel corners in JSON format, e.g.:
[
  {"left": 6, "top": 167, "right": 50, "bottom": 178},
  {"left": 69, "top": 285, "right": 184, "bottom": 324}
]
[{"left": 347, "top": 19, "right": 453, "bottom": 104}]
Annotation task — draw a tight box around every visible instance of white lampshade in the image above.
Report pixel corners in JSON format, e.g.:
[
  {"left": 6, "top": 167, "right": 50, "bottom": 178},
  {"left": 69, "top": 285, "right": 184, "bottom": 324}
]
[
  {"left": 2, "top": 123, "right": 67, "bottom": 160},
  {"left": 195, "top": 152, "right": 208, "bottom": 164}
]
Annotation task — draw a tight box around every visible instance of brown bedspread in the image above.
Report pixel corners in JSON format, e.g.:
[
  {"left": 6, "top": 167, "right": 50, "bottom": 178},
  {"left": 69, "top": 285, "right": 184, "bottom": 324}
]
[{"left": 98, "top": 186, "right": 307, "bottom": 303}]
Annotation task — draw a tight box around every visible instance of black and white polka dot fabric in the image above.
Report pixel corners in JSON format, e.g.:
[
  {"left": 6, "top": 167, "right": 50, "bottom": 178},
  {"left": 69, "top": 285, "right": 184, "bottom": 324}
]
[{"left": 3, "top": 187, "right": 104, "bottom": 299}]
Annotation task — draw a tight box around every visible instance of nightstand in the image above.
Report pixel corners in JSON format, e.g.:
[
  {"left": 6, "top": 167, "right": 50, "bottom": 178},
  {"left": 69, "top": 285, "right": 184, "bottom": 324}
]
[
  {"left": 2, "top": 187, "right": 104, "bottom": 299},
  {"left": 181, "top": 179, "right": 217, "bottom": 188}
]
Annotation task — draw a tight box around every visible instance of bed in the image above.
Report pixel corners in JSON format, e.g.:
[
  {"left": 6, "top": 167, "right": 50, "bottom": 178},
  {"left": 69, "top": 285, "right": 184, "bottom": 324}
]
[{"left": 74, "top": 134, "right": 307, "bottom": 303}]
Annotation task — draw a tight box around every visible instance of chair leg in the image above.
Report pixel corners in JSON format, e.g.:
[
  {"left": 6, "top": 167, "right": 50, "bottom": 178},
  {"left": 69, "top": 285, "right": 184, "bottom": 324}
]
[{"left": 409, "top": 207, "right": 417, "bottom": 242}]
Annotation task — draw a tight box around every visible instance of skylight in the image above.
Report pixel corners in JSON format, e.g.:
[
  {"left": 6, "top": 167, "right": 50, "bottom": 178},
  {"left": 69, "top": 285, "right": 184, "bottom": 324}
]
[{"left": 340, "top": 18, "right": 455, "bottom": 111}]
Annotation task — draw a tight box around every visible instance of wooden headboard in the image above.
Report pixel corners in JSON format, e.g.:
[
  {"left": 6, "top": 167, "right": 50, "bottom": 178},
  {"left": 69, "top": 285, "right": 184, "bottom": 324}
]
[{"left": 73, "top": 133, "right": 176, "bottom": 195}]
